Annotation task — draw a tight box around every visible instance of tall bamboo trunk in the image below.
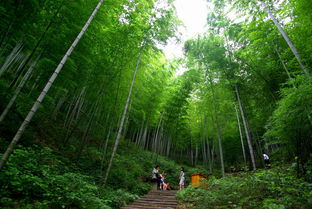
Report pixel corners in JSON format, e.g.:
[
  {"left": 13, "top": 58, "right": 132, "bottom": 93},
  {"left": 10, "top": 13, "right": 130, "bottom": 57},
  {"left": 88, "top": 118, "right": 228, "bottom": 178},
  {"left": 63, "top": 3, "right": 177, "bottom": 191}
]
[
  {"left": 0, "top": 42, "right": 24, "bottom": 77},
  {"left": 28, "top": 70, "right": 42, "bottom": 96},
  {"left": 206, "top": 137, "right": 212, "bottom": 174},
  {"left": 100, "top": 64, "right": 123, "bottom": 156},
  {"left": 64, "top": 93, "right": 79, "bottom": 127},
  {"left": 154, "top": 124, "right": 163, "bottom": 163},
  {"left": 208, "top": 75, "right": 225, "bottom": 177},
  {"left": 103, "top": 41, "right": 145, "bottom": 185},
  {"left": 195, "top": 144, "right": 198, "bottom": 166},
  {"left": 0, "top": 52, "right": 42, "bottom": 122},
  {"left": 235, "top": 85, "right": 256, "bottom": 170},
  {"left": 135, "top": 120, "right": 145, "bottom": 145},
  {"left": 234, "top": 103, "right": 247, "bottom": 164},
  {"left": 210, "top": 137, "right": 215, "bottom": 171},
  {"left": 260, "top": 0, "right": 310, "bottom": 79},
  {"left": 53, "top": 91, "right": 68, "bottom": 119},
  {"left": 200, "top": 119, "right": 206, "bottom": 166},
  {"left": 166, "top": 136, "right": 171, "bottom": 157},
  {"left": 62, "top": 88, "right": 86, "bottom": 147},
  {"left": 153, "top": 115, "right": 163, "bottom": 160},
  {"left": 253, "top": 131, "right": 264, "bottom": 166},
  {"left": 9, "top": 4, "right": 63, "bottom": 88},
  {"left": 142, "top": 125, "right": 148, "bottom": 149},
  {"left": 202, "top": 139, "right": 207, "bottom": 166},
  {"left": 76, "top": 106, "right": 98, "bottom": 160},
  {"left": 0, "top": 23, "right": 13, "bottom": 52},
  {"left": 10, "top": 54, "right": 28, "bottom": 83},
  {"left": 138, "top": 121, "right": 146, "bottom": 146},
  {"left": 274, "top": 46, "right": 293, "bottom": 81},
  {"left": 0, "top": 0, "right": 105, "bottom": 170},
  {"left": 203, "top": 144, "right": 207, "bottom": 168}
]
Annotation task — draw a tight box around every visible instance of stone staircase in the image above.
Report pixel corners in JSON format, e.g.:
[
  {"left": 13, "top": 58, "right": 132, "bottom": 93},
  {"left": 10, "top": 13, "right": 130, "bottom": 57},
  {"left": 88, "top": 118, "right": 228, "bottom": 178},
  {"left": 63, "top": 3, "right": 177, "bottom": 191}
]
[{"left": 121, "top": 190, "right": 178, "bottom": 209}]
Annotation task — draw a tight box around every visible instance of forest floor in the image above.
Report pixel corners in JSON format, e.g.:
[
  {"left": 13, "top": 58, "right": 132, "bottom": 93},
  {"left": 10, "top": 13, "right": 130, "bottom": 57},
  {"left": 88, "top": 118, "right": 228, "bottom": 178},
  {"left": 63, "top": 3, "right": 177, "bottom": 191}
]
[
  {"left": 175, "top": 165, "right": 312, "bottom": 209},
  {"left": 0, "top": 140, "right": 194, "bottom": 209},
  {"left": 1, "top": 139, "right": 311, "bottom": 209}
]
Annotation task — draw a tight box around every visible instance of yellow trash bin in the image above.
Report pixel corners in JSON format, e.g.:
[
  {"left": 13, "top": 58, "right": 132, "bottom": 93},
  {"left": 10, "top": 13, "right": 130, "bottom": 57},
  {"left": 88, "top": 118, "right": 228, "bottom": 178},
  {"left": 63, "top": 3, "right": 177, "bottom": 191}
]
[{"left": 191, "top": 173, "right": 206, "bottom": 188}]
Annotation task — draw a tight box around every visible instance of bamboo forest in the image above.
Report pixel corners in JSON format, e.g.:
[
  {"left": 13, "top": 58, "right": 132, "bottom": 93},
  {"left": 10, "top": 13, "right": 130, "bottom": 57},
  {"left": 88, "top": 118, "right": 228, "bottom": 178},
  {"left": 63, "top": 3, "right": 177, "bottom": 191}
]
[{"left": 0, "top": 0, "right": 312, "bottom": 208}]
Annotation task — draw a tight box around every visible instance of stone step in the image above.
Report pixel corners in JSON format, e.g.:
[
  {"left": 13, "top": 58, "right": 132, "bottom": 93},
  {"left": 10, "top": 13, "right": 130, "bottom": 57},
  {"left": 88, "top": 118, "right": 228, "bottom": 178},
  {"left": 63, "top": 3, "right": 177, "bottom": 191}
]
[
  {"left": 130, "top": 203, "right": 176, "bottom": 207},
  {"left": 146, "top": 192, "right": 177, "bottom": 197},
  {"left": 122, "top": 203, "right": 176, "bottom": 207},
  {"left": 121, "top": 190, "right": 178, "bottom": 209},
  {"left": 149, "top": 191, "right": 177, "bottom": 194},
  {"left": 142, "top": 195, "right": 177, "bottom": 199},
  {"left": 140, "top": 196, "right": 177, "bottom": 200},
  {"left": 128, "top": 204, "right": 176, "bottom": 208},
  {"left": 144, "top": 193, "right": 177, "bottom": 196},
  {"left": 121, "top": 205, "right": 175, "bottom": 209},
  {"left": 133, "top": 201, "right": 177, "bottom": 206},
  {"left": 122, "top": 207, "right": 175, "bottom": 209},
  {"left": 139, "top": 198, "right": 177, "bottom": 203}
]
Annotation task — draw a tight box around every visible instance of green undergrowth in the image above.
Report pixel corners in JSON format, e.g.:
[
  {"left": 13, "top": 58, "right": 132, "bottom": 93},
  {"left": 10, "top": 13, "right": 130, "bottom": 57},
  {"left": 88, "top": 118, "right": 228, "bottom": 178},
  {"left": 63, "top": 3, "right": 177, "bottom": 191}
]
[
  {"left": 0, "top": 141, "right": 190, "bottom": 209},
  {"left": 177, "top": 166, "right": 312, "bottom": 209}
]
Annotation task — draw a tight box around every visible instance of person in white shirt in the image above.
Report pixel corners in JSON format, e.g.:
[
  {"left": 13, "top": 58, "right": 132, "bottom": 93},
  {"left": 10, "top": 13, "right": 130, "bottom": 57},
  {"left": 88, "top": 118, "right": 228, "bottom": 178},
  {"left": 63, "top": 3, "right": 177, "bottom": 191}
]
[
  {"left": 152, "top": 165, "right": 161, "bottom": 189},
  {"left": 152, "top": 166, "right": 159, "bottom": 179},
  {"left": 179, "top": 167, "right": 185, "bottom": 190},
  {"left": 263, "top": 153, "right": 270, "bottom": 168}
]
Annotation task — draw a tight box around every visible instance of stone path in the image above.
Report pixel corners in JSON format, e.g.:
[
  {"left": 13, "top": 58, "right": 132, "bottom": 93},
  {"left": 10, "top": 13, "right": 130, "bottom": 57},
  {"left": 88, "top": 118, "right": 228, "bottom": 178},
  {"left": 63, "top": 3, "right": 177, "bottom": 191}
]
[{"left": 121, "top": 190, "right": 178, "bottom": 209}]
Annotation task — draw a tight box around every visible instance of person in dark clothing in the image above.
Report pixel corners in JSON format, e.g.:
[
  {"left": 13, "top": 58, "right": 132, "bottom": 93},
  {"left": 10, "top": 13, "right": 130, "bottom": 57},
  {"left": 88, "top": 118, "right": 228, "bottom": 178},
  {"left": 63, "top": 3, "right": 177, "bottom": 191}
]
[{"left": 152, "top": 165, "right": 161, "bottom": 190}]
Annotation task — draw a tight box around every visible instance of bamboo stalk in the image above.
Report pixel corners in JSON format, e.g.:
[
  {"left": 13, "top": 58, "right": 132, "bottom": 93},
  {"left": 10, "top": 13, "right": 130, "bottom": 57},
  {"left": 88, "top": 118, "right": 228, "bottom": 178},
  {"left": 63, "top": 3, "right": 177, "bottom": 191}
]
[
  {"left": 103, "top": 41, "right": 146, "bottom": 185},
  {"left": 0, "top": 0, "right": 105, "bottom": 169}
]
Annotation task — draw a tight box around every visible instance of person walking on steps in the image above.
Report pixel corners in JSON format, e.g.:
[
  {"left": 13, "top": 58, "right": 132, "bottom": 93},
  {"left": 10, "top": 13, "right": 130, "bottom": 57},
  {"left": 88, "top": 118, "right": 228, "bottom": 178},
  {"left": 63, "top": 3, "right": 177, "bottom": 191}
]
[{"left": 179, "top": 167, "right": 185, "bottom": 190}]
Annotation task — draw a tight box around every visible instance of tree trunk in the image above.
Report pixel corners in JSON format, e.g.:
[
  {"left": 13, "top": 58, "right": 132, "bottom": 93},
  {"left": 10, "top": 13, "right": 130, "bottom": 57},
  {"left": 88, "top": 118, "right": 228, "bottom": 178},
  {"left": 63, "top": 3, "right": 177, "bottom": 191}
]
[
  {"left": 75, "top": 106, "right": 98, "bottom": 160},
  {"left": 273, "top": 44, "right": 309, "bottom": 118},
  {"left": 202, "top": 139, "right": 207, "bottom": 166},
  {"left": 274, "top": 46, "right": 293, "bottom": 81},
  {"left": 154, "top": 115, "right": 163, "bottom": 153},
  {"left": 28, "top": 70, "right": 42, "bottom": 96},
  {"left": 10, "top": 54, "right": 28, "bottom": 84},
  {"left": 166, "top": 136, "right": 171, "bottom": 157},
  {"left": 235, "top": 85, "right": 256, "bottom": 170},
  {"left": 0, "top": 0, "right": 105, "bottom": 170},
  {"left": 142, "top": 125, "right": 148, "bottom": 149},
  {"left": 208, "top": 74, "right": 225, "bottom": 177},
  {"left": 0, "top": 42, "right": 24, "bottom": 77},
  {"left": 206, "top": 137, "right": 212, "bottom": 174},
  {"left": 0, "top": 52, "right": 42, "bottom": 122},
  {"left": 103, "top": 41, "right": 146, "bottom": 185},
  {"left": 9, "top": 4, "right": 63, "bottom": 88},
  {"left": 195, "top": 144, "right": 198, "bottom": 166},
  {"left": 260, "top": 0, "right": 310, "bottom": 79},
  {"left": 234, "top": 103, "right": 247, "bottom": 164},
  {"left": 52, "top": 91, "right": 68, "bottom": 119},
  {"left": 210, "top": 137, "right": 215, "bottom": 172}
]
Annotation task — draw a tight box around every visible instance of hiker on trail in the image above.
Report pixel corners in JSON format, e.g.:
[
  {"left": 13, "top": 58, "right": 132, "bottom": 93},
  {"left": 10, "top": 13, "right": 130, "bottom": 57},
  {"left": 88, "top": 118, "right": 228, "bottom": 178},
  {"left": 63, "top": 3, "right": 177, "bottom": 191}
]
[
  {"left": 263, "top": 153, "right": 270, "bottom": 168},
  {"left": 152, "top": 165, "right": 161, "bottom": 190},
  {"left": 179, "top": 167, "right": 185, "bottom": 190}
]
